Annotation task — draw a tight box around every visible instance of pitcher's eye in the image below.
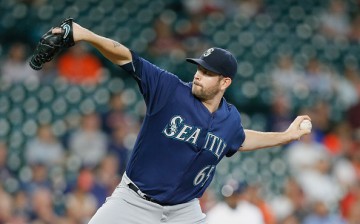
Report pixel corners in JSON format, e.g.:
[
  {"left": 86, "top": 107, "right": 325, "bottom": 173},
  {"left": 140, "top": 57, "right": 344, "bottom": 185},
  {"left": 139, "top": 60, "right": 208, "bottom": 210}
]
[
  {"left": 198, "top": 66, "right": 205, "bottom": 73},
  {"left": 201, "top": 67, "right": 210, "bottom": 75}
]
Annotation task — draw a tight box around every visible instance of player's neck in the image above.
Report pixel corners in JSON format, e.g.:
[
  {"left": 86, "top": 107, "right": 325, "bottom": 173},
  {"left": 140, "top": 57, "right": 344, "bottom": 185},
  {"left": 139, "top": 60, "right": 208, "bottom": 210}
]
[{"left": 201, "top": 95, "right": 223, "bottom": 114}]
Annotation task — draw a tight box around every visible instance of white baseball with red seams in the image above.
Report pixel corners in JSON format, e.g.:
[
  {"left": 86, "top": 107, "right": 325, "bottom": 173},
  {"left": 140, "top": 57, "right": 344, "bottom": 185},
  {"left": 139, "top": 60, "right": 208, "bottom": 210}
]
[{"left": 299, "top": 119, "right": 312, "bottom": 130}]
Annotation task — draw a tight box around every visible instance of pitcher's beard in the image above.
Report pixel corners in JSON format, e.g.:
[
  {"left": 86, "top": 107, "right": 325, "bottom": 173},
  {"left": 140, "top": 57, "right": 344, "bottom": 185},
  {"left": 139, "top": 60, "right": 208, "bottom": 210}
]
[{"left": 192, "top": 85, "right": 219, "bottom": 101}]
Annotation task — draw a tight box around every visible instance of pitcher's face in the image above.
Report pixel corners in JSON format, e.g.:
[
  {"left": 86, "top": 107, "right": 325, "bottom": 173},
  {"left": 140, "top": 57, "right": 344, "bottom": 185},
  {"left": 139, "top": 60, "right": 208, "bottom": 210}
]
[{"left": 192, "top": 66, "right": 223, "bottom": 101}]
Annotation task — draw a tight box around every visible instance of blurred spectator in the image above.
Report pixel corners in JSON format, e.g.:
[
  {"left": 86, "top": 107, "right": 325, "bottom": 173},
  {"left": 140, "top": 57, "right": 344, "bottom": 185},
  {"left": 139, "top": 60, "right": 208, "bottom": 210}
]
[
  {"left": 182, "top": 0, "right": 225, "bottom": 15},
  {"left": 309, "top": 101, "right": 333, "bottom": 139},
  {"left": 12, "top": 190, "right": 31, "bottom": 222},
  {"left": 302, "top": 201, "right": 346, "bottom": 224},
  {"left": 100, "top": 92, "right": 135, "bottom": 135},
  {"left": 148, "top": 17, "right": 183, "bottom": 57},
  {"left": 347, "top": 202, "right": 360, "bottom": 224},
  {"left": 334, "top": 156, "right": 358, "bottom": 193},
  {"left": 334, "top": 140, "right": 360, "bottom": 186},
  {"left": 327, "top": 122, "right": 358, "bottom": 191},
  {"left": 24, "top": 163, "right": 52, "bottom": 196},
  {"left": 304, "top": 59, "right": 337, "bottom": 101},
  {"left": 335, "top": 66, "right": 360, "bottom": 110},
  {"left": 281, "top": 215, "right": 300, "bottom": 224},
  {"left": 174, "top": 10, "right": 207, "bottom": 58},
  {"left": 247, "top": 184, "right": 276, "bottom": 224},
  {"left": 286, "top": 133, "right": 328, "bottom": 176},
  {"left": 270, "top": 55, "right": 306, "bottom": 97},
  {"left": 93, "top": 155, "right": 121, "bottom": 206},
  {"left": 69, "top": 113, "right": 108, "bottom": 168},
  {"left": 340, "top": 180, "right": 360, "bottom": 222},
  {"left": 0, "top": 42, "right": 38, "bottom": 83},
  {"left": 270, "top": 178, "right": 307, "bottom": 223},
  {"left": 207, "top": 180, "right": 264, "bottom": 224},
  {"left": 328, "top": 124, "right": 352, "bottom": 151},
  {"left": 319, "top": 0, "right": 350, "bottom": 39},
  {"left": 1, "top": 196, "right": 29, "bottom": 224},
  {"left": 323, "top": 121, "right": 353, "bottom": 157},
  {"left": 29, "top": 187, "right": 60, "bottom": 223},
  {"left": 57, "top": 43, "right": 103, "bottom": 85},
  {"left": 64, "top": 169, "right": 98, "bottom": 224},
  {"left": 266, "top": 94, "right": 294, "bottom": 132},
  {"left": 297, "top": 155, "right": 343, "bottom": 210},
  {"left": 233, "top": 0, "right": 263, "bottom": 18},
  {"left": 37, "top": 60, "right": 59, "bottom": 83},
  {"left": 0, "top": 185, "right": 14, "bottom": 223},
  {"left": 25, "top": 124, "right": 65, "bottom": 167},
  {"left": 107, "top": 126, "right": 131, "bottom": 175}
]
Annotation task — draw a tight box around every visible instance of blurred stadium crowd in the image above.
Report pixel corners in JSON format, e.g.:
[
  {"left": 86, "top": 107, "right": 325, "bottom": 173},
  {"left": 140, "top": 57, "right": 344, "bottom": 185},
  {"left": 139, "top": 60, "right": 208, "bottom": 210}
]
[{"left": 1, "top": 0, "right": 360, "bottom": 223}]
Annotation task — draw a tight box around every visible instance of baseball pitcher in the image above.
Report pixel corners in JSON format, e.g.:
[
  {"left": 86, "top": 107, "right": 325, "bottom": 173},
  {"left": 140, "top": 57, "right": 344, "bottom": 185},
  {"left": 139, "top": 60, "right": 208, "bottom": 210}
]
[{"left": 29, "top": 18, "right": 311, "bottom": 224}]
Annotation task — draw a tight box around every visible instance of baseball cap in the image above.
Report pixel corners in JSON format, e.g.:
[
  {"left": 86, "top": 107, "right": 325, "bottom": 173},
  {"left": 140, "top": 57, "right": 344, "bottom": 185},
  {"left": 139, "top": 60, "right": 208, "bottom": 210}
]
[{"left": 186, "top": 47, "right": 238, "bottom": 79}]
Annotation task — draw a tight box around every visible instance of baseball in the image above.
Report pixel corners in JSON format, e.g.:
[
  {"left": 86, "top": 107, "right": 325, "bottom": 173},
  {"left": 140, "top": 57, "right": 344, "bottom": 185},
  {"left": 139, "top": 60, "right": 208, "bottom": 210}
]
[{"left": 299, "top": 119, "right": 312, "bottom": 130}]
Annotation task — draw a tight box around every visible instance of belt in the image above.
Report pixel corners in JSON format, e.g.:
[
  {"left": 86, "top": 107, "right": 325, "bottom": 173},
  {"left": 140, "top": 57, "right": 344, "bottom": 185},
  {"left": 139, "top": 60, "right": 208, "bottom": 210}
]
[{"left": 127, "top": 182, "right": 169, "bottom": 206}]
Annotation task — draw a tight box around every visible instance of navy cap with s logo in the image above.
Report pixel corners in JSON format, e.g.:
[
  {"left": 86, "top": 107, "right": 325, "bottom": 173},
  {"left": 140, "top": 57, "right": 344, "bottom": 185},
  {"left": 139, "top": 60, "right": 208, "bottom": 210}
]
[{"left": 186, "top": 47, "right": 238, "bottom": 79}]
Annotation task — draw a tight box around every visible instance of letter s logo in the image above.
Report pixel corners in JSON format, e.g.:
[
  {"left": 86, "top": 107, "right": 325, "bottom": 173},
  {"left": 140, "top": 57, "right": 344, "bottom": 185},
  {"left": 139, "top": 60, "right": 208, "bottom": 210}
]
[{"left": 163, "top": 116, "right": 183, "bottom": 137}]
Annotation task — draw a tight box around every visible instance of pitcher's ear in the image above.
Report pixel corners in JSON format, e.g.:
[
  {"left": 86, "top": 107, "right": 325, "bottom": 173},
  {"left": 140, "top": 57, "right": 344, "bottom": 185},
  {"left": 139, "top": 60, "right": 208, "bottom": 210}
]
[{"left": 221, "top": 77, "right": 232, "bottom": 90}]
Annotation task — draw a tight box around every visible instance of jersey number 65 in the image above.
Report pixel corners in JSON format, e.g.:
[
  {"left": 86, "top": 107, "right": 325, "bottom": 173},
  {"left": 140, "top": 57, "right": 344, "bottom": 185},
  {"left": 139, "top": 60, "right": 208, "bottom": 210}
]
[{"left": 193, "top": 165, "right": 215, "bottom": 187}]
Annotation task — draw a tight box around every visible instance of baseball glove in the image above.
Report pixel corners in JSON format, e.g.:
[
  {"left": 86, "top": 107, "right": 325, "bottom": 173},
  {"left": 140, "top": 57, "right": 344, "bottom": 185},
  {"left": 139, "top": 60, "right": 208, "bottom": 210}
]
[{"left": 29, "top": 18, "right": 75, "bottom": 70}]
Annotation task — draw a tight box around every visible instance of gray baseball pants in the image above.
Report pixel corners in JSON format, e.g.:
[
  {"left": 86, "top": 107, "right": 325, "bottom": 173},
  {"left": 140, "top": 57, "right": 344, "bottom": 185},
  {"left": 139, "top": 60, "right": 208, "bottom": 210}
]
[{"left": 88, "top": 174, "right": 207, "bottom": 224}]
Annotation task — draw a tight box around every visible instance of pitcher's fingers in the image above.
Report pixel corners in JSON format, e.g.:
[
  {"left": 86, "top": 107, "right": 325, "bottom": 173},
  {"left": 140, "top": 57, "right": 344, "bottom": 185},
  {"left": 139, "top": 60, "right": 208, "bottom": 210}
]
[
  {"left": 299, "top": 115, "right": 311, "bottom": 121},
  {"left": 51, "top": 27, "right": 62, "bottom": 34}
]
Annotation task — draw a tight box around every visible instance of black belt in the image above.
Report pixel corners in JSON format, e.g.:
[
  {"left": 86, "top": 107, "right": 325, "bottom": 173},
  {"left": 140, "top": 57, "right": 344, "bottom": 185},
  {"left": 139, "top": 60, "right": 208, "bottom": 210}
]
[{"left": 127, "top": 182, "right": 169, "bottom": 206}]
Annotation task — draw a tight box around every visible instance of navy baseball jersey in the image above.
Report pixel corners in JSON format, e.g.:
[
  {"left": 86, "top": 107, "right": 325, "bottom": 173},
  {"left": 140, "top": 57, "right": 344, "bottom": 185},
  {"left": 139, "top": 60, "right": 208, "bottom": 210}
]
[{"left": 120, "top": 51, "right": 245, "bottom": 205}]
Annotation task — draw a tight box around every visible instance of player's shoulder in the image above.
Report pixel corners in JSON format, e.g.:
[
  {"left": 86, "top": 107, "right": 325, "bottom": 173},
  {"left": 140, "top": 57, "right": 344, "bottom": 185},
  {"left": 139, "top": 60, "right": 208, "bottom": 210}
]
[{"left": 223, "top": 98, "right": 241, "bottom": 116}]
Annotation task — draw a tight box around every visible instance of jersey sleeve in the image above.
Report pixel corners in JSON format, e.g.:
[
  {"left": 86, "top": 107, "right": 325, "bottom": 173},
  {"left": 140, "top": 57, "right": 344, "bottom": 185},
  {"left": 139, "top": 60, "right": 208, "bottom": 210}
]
[
  {"left": 120, "top": 50, "right": 181, "bottom": 115},
  {"left": 225, "top": 110, "right": 246, "bottom": 157}
]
